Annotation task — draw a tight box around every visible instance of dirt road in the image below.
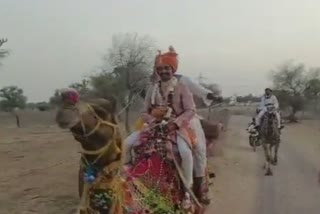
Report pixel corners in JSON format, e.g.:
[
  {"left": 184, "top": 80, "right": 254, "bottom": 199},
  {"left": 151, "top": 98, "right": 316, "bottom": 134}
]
[
  {"left": 1, "top": 114, "right": 320, "bottom": 213},
  {"left": 210, "top": 115, "right": 320, "bottom": 214}
]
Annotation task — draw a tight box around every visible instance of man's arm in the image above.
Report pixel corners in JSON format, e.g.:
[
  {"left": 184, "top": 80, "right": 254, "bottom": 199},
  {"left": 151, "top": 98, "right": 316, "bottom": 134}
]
[
  {"left": 258, "top": 96, "right": 265, "bottom": 109},
  {"left": 174, "top": 84, "right": 196, "bottom": 128},
  {"left": 179, "top": 76, "right": 213, "bottom": 106},
  {"left": 273, "top": 95, "right": 280, "bottom": 109}
]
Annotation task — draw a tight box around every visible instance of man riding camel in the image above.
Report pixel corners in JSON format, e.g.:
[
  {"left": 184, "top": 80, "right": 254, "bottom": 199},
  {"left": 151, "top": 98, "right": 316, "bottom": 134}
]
[
  {"left": 255, "top": 88, "right": 282, "bottom": 130},
  {"left": 125, "top": 46, "right": 213, "bottom": 204}
]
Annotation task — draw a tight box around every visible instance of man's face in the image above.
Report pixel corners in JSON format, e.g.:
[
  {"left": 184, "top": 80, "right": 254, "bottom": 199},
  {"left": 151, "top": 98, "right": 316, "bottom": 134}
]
[
  {"left": 265, "top": 89, "right": 272, "bottom": 96},
  {"left": 156, "top": 64, "right": 173, "bottom": 82}
]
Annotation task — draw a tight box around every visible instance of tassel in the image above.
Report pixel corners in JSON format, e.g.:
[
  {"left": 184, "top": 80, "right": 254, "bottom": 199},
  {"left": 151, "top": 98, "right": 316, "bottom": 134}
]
[{"left": 169, "top": 46, "right": 175, "bottom": 53}]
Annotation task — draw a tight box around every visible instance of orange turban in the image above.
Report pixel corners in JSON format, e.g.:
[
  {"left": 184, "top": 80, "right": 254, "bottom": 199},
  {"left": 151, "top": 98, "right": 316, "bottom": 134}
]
[{"left": 155, "top": 46, "right": 178, "bottom": 73}]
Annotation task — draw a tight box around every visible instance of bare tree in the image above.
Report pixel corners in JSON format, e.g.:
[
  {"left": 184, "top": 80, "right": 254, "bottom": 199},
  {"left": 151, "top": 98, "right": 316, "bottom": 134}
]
[
  {"left": 0, "top": 38, "right": 9, "bottom": 63},
  {"left": 272, "top": 62, "right": 307, "bottom": 95},
  {"left": 271, "top": 61, "right": 320, "bottom": 122},
  {"left": 69, "top": 79, "right": 91, "bottom": 97},
  {"left": 92, "top": 33, "right": 156, "bottom": 132}
]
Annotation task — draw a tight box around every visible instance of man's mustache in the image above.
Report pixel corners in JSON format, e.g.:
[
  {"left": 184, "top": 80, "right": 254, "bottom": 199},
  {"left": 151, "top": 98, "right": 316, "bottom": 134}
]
[{"left": 159, "top": 72, "right": 171, "bottom": 76}]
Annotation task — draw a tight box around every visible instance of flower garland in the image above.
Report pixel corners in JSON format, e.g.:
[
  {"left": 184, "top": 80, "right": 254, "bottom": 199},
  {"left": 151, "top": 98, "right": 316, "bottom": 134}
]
[{"left": 151, "top": 77, "right": 178, "bottom": 120}]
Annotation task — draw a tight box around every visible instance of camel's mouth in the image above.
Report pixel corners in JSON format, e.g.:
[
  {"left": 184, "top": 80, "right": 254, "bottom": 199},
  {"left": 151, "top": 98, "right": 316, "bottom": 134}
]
[
  {"left": 57, "top": 121, "right": 75, "bottom": 129},
  {"left": 56, "top": 108, "right": 80, "bottom": 129}
]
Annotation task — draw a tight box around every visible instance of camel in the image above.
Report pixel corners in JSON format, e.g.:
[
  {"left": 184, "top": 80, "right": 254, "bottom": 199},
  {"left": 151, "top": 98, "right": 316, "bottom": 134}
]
[{"left": 56, "top": 96, "right": 209, "bottom": 213}]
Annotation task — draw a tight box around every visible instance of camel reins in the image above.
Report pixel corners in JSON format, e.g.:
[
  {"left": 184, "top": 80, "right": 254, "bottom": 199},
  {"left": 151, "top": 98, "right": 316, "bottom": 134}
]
[
  {"left": 64, "top": 103, "right": 120, "bottom": 159},
  {"left": 64, "top": 103, "right": 124, "bottom": 213}
]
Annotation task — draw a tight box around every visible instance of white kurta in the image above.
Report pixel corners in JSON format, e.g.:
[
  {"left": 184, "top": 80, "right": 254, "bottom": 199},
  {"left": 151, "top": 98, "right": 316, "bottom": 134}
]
[
  {"left": 178, "top": 75, "right": 213, "bottom": 107},
  {"left": 256, "top": 95, "right": 281, "bottom": 128}
]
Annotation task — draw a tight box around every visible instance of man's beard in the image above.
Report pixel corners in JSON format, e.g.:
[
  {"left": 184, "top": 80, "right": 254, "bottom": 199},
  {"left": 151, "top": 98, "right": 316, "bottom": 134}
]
[{"left": 160, "top": 73, "right": 172, "bottom": 82}]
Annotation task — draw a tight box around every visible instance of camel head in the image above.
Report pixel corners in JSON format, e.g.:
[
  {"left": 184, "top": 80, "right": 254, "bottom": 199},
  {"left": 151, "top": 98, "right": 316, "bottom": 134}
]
[{"left": 55, "top": 88, "right": 117, "bottom": 130}]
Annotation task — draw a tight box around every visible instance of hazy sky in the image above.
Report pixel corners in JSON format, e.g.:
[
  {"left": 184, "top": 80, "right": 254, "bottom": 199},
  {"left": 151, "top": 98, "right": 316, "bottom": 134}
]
[{"left": 1, "top": 0, "right": 320, "bottom": 102}]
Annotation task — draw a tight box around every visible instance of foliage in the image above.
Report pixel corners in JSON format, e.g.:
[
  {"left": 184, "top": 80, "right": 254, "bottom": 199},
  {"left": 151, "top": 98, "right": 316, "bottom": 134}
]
[
  {"left": 49, "top": 89, "right": 62, "bottom": 106},
  {"left": 36, "top": 102, "right": 51, "bottom": 111},
  {"left": 0, "top": 86, "right": 27, "bottom": 128},
  {"left": 27, "top": 102, "right": 51, "bottom": 111},
  {"left": 0, "top": 38, "right": 9, "bottom": 65},
  {"left": 69, "top": 79, "right": 91, "bottom": 97},
  {"left": 236, "top": 94, "right": 260, "bottom": 103},
  {"left": 0, "top": 86, "right": 27, "bottom": 111},
  {"left": 271, "top": 61, "right": 320, "bottom": 122}
]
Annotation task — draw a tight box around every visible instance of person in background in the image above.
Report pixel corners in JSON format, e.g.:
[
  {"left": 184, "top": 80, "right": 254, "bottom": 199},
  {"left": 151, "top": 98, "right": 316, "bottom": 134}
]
[{"left": 255, "top": 88, "right": 282, "bottom": 129}]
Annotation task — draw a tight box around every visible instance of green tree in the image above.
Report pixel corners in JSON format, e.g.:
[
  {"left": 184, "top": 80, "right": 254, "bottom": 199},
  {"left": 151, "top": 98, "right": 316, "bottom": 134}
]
[
  {"left": 0, "top": 86, "right": 27, "bottom": 127},
  {"left": 49, "top": 79, "right": 91, "bottom": 106},
  {"left": 49, "top": 89, "right": 61, "bottom": 106},
  {"left": 236, "top": 94, "right": 260, "bottom": 103},
  {"left": 36, "top": 102, "right": 51, "bottom": 111}
]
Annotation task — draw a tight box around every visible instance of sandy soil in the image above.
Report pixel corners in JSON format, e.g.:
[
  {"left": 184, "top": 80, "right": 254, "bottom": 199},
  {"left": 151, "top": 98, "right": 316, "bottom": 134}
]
[{"left": 1, "top": 113, "right": 320, "bottom": 213}]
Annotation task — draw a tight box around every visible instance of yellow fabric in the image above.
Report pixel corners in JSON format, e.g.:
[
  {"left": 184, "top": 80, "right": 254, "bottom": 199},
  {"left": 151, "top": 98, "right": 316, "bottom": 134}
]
[{"left": 134, "top": 117, "right": 145, "bottom": 131}]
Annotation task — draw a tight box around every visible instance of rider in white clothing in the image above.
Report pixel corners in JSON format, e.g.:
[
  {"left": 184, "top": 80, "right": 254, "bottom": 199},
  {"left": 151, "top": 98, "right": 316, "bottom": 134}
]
[{"left": 255, "top": 88, "right": 281, "bottom": 129}]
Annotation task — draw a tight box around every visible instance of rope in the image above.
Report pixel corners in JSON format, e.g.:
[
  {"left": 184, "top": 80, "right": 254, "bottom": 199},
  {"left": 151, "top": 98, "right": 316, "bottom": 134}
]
[
  {"left": 207, "top": 103, "right": 223, "bottom": 120},
  {"left": 74, "top": 103, "right": 124, "bottom": 213},
  {"left": 170, "top": 147, "right": 202, "bottom": 208},
  {"left": 117, "top": 87, "right": 146, "bottom": 116}
]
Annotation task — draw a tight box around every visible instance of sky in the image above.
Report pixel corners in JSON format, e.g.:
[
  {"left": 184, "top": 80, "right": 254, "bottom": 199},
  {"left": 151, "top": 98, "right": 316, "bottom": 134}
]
[{"left": 1, "top": 0, "right": 320, "bottom": 102}]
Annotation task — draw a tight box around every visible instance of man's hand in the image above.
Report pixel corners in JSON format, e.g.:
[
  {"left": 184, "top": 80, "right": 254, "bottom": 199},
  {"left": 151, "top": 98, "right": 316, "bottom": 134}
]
[
  {"left": 151, "top": 107, "right": 168, "bottom": 121},
  {"left": 207, "top": 93, "right": 223, "bottom": 103},
  {"left": 167, "top": 122, "right": 178, "bottom": 131}
]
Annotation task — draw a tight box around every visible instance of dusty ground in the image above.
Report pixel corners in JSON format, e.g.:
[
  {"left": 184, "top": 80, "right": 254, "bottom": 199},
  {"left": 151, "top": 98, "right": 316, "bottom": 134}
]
[
  {"left": 1, "top": 112, "right": 320, "bottom": 213},
  {"left": 209, "top": 115, "right": 320, "bottom": 214}
]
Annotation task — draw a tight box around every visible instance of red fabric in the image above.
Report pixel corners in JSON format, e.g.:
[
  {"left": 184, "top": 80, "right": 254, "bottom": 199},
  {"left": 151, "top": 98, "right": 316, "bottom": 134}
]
[
  {"left": 127, "top": 152, "right": 181, "bottom": 204},
  {"left": 68, "top": 91, "right": 79, "bottom": 104},
  {"left": 155, "top": 47, "right": 178, "bottom": 73},
  {"left": 127, "top": 130, "right": 183, "bottom": 205}
]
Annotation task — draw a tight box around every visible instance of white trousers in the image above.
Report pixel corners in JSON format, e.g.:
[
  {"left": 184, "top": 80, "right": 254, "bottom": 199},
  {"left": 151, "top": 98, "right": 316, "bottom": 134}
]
[
  {"left": 176, "top": 135, "right": 194, "bottom": 188},
  {"left": 190, "top": 117, "right": 207, "bottom": 177},
  {"left": 255, "top": 108, "right": 281, "bottom": 128}
]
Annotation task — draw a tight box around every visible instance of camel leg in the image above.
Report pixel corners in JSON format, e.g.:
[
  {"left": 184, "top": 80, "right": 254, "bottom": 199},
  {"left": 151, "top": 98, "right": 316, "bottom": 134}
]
[
  {"left": 262, "top": 143, "right": 269, "bottom": 169},
  {"left": 266, "top": 144, "right": 273, "bottom": 175},
  {"left": 78, "top": 166, "right": 84, "bottom": 197},
  {"left": 262, "top": 143, "right": 272, "bottom": 176},
  {"left": 270, "top": 145, "right": 275, "bottom": 165},
  {"left": 273, "top": 141, "right": 280, "bottom": 165}
]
